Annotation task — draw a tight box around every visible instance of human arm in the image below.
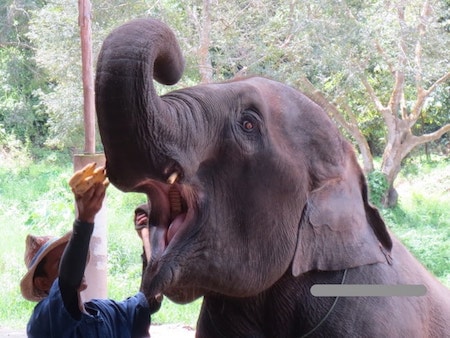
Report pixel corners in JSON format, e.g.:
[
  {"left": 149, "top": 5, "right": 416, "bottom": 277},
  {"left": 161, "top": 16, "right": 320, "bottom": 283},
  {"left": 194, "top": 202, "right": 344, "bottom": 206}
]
[
  {"left": 58, "top": 182, "right": 106, "bottom": 319},
  {"left": 134, "top": 204, "right": 151, "bottom": 268}
]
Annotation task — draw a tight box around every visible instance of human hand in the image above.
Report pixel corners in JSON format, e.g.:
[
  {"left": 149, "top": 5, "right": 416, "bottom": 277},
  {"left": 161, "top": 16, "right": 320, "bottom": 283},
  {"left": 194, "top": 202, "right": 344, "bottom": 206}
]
[
  {"left": 75, "top": 182, "right": 107, "bottom": 223},
  {"left": 134, "top": 204, "right": 150, "bottom": 229},
  {"left": 135, "top": 213, "right": 149, "bottom": 227}
]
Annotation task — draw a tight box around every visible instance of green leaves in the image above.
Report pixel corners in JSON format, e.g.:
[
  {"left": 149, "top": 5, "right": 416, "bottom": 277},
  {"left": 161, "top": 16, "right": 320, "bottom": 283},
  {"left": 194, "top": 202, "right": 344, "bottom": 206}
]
[
  {"left": 1, "top": 0, "right": 449, "bottom": 185},
  {"left": 367, "top": 170, "right": 389, "bottom": 206}
]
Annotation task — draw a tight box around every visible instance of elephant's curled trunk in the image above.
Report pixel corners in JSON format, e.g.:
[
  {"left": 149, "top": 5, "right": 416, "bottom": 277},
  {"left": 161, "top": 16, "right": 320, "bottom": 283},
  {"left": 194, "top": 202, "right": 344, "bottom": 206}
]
[{"left": 95, "top": 19, "right": 185, "bottom": 190}]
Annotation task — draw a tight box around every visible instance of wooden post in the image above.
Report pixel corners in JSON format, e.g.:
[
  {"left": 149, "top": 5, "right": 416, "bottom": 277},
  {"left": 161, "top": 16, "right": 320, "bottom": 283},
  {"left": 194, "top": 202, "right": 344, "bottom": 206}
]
[
  {"left": 77, "top": 0, "right": 108, "bottom": 300},
  {"left": 74, "top": 154, "right": 108, "bottom": 300},
  {"left": 79, "top": 0, "right": 95, "bottom": 154}
]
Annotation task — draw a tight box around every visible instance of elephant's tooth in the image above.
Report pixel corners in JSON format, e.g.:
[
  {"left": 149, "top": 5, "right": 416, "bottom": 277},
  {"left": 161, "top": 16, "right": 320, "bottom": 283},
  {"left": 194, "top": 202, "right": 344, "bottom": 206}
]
[
  {"left": 167, "top": 172, "right": 178, "bottom": 185},
  {"left": 169, "top": 185, "right": 182, "bottom": 216}
]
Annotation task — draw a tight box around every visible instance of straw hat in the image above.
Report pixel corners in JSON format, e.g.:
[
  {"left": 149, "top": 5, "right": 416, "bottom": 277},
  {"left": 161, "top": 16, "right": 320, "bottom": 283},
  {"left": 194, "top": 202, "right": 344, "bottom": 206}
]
[{"left": 20, "top": 232, "right": 71, "bottom": 301}]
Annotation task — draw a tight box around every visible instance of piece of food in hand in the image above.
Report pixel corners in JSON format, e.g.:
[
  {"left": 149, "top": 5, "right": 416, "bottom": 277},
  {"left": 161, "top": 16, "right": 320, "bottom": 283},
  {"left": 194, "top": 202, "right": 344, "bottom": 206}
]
[
  {"left": 68, "top": 162, "right": 96, "bottom": 188},
  {"left": 69, "top": 162, "right": 109, "bottom": 195}
]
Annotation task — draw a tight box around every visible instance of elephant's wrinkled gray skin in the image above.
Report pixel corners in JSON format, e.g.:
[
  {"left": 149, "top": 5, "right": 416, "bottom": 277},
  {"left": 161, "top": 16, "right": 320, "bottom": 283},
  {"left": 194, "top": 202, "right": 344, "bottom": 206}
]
[{"left": 95, "top": 19, "right": 450, "bottom": 337}]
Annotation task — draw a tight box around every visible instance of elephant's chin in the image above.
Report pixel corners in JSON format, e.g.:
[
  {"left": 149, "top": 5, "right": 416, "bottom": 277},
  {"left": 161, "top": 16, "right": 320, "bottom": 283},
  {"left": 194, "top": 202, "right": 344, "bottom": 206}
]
[
  {"left": 164, "top": 287, "right": 204, "bottom": 304},
  {"left": 142, "top": 257, "right": 204, "bottom": 304}
]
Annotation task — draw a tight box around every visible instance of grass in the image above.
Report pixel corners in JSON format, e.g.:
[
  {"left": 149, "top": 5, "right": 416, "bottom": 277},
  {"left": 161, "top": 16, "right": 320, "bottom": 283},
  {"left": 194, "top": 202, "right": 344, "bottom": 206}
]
[
  {"left": 0, "top": 150, "right": 448, "bottom": 329},
  {"left": 383, "top": 156, "right": 450, "bottom": 286}
]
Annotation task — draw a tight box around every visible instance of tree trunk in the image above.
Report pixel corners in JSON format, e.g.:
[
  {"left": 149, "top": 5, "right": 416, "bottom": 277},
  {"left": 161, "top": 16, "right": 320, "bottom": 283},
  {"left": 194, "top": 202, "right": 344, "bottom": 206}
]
[
  {"left": 380, "top": 140, "right": 403, "bottom": 207},
  {"left": 380, "top": 120, "right": 450, "bottom": 207}
]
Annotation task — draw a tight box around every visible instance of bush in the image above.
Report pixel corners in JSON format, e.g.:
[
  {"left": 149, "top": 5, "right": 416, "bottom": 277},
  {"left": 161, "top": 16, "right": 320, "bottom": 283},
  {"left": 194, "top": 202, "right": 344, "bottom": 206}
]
[{"left": 367, "top": 170, "right": 388, "bottom": 206}]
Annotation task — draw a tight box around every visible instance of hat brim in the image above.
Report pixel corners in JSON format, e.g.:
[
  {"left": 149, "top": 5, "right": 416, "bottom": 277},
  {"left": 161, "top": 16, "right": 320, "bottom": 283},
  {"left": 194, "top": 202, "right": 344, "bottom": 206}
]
[{"left": 20, "top": 231, "right": 71, "bottom": 302}]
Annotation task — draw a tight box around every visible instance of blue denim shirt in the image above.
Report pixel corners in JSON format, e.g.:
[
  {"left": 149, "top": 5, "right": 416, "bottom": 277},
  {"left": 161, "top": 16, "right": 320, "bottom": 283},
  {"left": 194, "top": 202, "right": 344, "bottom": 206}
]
[{"left": 27, "top": 278, "right": 150, "bottom": 338}]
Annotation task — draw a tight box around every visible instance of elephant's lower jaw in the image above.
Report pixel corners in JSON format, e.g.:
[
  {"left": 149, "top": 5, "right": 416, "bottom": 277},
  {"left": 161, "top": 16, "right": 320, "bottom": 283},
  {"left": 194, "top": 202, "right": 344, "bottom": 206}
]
[
  {"left": 143, "top": 256, "right": 204, "bottom": 304},
  {"left": 164, "top": 286, "right": 205, "bottom": 304}
]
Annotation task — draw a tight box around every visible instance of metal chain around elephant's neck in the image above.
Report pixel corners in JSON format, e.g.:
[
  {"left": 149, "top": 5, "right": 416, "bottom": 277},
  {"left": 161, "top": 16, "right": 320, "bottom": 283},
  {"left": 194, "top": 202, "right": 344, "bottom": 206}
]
[{"left": 299, "top": 269, "right": 348, "bottom": 338}]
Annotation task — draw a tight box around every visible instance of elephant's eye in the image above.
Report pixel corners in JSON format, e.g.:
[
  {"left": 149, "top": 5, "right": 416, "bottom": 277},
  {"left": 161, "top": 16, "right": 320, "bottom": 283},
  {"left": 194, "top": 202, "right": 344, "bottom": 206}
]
[
  {"left": 243, "top": 120, "right": 254, "bottom": 131},
  {"left": 239, "top": 111, "right": 259, "bottom": 133}
]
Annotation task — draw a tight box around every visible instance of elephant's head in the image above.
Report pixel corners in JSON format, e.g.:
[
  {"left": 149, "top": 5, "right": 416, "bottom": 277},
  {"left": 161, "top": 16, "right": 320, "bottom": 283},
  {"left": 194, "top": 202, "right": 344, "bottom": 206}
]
[{"left": 95, "top": 19, "right": 392, "bottom": 304}]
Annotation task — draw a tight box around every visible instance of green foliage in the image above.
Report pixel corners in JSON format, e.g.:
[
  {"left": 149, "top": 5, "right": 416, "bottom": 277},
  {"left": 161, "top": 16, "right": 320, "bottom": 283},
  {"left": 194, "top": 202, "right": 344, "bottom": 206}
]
[
  {"left": 1, "top": 0, "right": 449, "bottom": 164},
  {"left": 0, "top": 124, "right": 32, "bottom": 170},
  {"left": 417, "top": 86, "right": 450, "bottom": 143},
  {"left": 0, "top": 149, "right": 73, "bottom": 328},
  {"left": 0, "top": 46, "right": 49, "bottom": 146},
  {"left": 401, "top": 153, "right": 450, "bottom": 178},
  {"left": 381, "top": 159, "right": 450, "bottom": 285},
  {"left": 367, "top": 170, "right": 389, "bottom": 206},
  {"left": 384, "top": 202, "right": 449, "bottom": 285},
  {"left": 0, "top": 0, "right": 50, "bottom": 147},
  {"left": 23, "top": 0, "right": 195, "bottom": 150}
]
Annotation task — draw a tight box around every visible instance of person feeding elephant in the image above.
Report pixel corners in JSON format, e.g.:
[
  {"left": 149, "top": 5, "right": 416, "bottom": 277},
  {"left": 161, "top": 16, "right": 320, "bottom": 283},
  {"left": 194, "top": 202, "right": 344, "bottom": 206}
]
[{"left": 20, "top": 163, "right": 161, "bottom": 337}]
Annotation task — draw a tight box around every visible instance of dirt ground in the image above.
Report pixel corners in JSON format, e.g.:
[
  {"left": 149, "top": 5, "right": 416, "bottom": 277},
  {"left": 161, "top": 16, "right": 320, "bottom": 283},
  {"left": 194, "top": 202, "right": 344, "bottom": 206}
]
[
  {"left": 151, "top": 324, "right": 196, "bottom": 337},
  {"left": 0, "top": 324, "right": 196, "bottom": 337}
]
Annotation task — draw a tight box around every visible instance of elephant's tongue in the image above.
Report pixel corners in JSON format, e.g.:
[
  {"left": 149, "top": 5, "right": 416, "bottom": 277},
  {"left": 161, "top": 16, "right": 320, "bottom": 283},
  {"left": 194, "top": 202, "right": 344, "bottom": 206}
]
[
  {"left": 150, "top": 226, "right": 167, "bottom": 262},
  {"left": 167, "top": 213, "right": 186, "bottom": 244},
  {"left": 150, "top": 213, "right": 186, "bottom": 262}
]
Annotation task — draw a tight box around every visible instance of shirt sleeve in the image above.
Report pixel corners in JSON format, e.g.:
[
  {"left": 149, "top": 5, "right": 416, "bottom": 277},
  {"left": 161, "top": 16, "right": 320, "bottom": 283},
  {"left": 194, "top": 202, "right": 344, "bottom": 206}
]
[
  {"left": 83, "top": 292, "right": 151, "bottom": 338},
  {"left": 58, "top": 219, "right": 94, "bottom": 320}
]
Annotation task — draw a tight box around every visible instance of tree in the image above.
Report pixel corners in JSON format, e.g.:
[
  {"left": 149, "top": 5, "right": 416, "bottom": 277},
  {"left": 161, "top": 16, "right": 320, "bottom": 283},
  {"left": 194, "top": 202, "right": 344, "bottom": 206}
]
[
  {"left": 26, "top": 0, "right": 160, "bottom": 150},
  {"left": 0, "top": 0, "right": 49, "bottom": 147},
  {"left": 20, "top": 0, "right": 449, "bottom": 208},
  {"left": 297, "top": 0, "right": 450, "bottom": 206}
]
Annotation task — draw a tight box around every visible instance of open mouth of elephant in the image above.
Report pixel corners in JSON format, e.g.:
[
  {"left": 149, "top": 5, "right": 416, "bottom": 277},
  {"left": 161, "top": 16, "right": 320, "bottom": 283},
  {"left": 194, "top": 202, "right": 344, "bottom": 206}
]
[{"left": 134, "top": 174, "right": 197, "bottom": 268}]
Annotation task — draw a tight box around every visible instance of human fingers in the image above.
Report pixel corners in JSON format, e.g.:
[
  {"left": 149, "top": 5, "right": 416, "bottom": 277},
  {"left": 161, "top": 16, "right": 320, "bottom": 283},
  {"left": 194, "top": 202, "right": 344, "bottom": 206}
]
[
  {"left": 88, "top": 183, "right": 106, "bottom": 208},
  {"left": 136, "top": 213, "right": 148, "bottom": 226}
]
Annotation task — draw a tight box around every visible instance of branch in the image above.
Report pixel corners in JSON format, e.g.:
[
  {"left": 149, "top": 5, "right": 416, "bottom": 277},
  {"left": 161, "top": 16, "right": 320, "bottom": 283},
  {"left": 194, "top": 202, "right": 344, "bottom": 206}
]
[
  {"left": 420, "top": 123, "right": 450, "bottom": 143},
  {"left": 389, "top": 3, "right": 408, "bottom": 118},
  {"left": 424, "top": 72, "right": 450, "bottom": 97},
  {"left": 0, "top": 41, "right": 34, "bottom": 50},
  {"left": 401, "top": 123, "right": 450, "bottom": 158},
  {"left": 358, "top": 72, "right": 388, "bottom": 114},
  {"left": 413, "top": 0, "right": 432, "bottom": 100},
  {"left": 374, "top": 39, "right": 395, "bottom": 74},
  {"left": 389, "top": 70, "right": 406, "bottom": 119},
  {"left": 409, "top": 71, "right": 450, "bottom": 125},
  {"left": 407, "top": 1, "right": 447, "bottom": 125}
]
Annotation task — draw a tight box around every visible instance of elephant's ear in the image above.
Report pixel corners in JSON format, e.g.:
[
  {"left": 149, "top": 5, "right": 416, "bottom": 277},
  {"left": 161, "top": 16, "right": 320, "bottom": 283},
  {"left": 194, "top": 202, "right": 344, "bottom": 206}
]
[{"left": 292, "top": 160, "right": 393, "bottom": 276}]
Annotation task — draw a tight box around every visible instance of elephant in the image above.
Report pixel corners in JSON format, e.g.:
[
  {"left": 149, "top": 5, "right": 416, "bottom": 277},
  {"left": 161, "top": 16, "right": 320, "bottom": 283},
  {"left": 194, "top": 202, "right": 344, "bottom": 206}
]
[{"left": 95, "top": 18, "right": 450, "bottom": 337}]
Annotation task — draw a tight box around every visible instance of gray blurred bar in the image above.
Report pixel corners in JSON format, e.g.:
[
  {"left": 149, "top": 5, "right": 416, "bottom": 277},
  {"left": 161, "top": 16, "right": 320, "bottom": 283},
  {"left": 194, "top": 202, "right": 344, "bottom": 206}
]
[{"left": 310, "top": 284, "right": 427, "bottom": 297}]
